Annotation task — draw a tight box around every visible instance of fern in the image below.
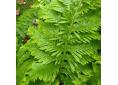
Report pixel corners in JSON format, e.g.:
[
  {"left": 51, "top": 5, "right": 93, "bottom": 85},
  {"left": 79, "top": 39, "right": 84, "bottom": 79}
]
[
  {"left": 17, "top": 0, "right": 101, "bottom": 85},
  {"left": 16, "top": 8, "right": 38, "bottom": 37}
]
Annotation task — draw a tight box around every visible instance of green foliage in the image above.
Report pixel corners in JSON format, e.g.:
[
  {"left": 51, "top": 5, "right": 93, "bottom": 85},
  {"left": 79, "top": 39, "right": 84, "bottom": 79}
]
[
  {"left": 16, "top": 8, "right": 38, "bottom": 38},
  {"left": 16, "top": 0, "right": 101, "bottom": 85},
  {"left": 16, "top": 0, "right": 34, "bottom": 12}
]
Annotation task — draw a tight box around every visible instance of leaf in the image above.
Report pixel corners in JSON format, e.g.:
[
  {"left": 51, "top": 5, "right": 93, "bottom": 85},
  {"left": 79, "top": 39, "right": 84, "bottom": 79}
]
[
  {"left": 71, "top": 52, "right": 81, "bottom": 63},
  {"left": 74, "top": 32, "right": 81, "bottom": 39},
  {"left": 68, "top": 61, "right": 75, "bottom": 72},
  {"left": 29, "top": 63, "right": 59, "bottom": 82}
]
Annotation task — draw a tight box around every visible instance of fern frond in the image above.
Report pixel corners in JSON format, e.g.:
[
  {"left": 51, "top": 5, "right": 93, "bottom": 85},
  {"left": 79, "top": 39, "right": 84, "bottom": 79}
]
[{"left": 17, "top": 0, "right": 101, "bottom": 85}]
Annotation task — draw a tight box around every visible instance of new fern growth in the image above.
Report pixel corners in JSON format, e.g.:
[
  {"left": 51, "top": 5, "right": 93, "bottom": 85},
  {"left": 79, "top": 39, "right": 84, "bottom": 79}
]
[{"left": 17, "top": 0, "right": 101, "bottom": 85}]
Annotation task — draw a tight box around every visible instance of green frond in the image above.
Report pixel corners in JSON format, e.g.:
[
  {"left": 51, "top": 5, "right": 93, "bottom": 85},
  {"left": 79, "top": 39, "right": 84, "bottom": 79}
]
[
  {"left": 16, "top": 8, "right": 38, "bottom": 38},
  {"left": 28, "top": 62, "right": 59, "bottom": 82},
  {"left": 17, "top": 0, "right": 101, "bottom": 85}
]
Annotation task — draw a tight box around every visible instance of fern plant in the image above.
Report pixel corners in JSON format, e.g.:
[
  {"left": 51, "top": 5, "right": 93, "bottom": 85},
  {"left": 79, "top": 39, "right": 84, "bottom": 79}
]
[
  {"left": 16, "top": 0, "right": 101, "bottom": 85},
  {"left": 16, "top": 0, "right": 51, "bottom": 50}
]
